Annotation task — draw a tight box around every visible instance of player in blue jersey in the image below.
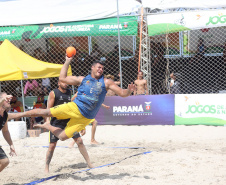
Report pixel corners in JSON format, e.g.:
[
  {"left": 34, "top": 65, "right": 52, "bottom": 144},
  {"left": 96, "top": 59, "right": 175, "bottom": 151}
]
[{"left": 9, "top": 56, "right": 136, "bottom": 141}]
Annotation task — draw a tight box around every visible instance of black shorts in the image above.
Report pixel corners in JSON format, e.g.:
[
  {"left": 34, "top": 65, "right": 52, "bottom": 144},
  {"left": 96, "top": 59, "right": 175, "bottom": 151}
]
[
  {"left": 35, "top": 117, "right": 44, "bottom": 123},
  {"left": 49, "top": 131, "right": 80, "bottom": 143},
  {"left": 0, "top": 147, "right": 8, "bottom": 159}
]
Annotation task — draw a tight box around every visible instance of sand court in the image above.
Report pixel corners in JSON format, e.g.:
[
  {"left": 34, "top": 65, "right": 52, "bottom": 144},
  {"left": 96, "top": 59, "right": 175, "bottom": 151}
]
[{"left": 1, "top": 125, "right": 226, "bottom": 185}]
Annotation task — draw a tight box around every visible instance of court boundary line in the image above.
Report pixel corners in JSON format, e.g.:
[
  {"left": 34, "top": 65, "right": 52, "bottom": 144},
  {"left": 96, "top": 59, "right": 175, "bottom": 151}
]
[{"left": 24, "top": 150, "right": 152, "bottom": 185}]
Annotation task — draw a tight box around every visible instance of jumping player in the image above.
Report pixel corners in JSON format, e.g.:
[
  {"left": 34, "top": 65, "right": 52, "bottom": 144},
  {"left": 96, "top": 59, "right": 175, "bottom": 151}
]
[{"left": 9, "top": 56, "right": 136, "bottom": 141}]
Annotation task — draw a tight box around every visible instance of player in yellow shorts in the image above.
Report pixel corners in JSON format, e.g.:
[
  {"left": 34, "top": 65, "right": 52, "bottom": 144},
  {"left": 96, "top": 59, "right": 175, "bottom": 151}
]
[
  {"left": 9, "top": 56, "right": 135, "bottom": 141},
  {"left": 49, "top": 102, "right": 94, "bottom": 138},
  {"left": 68, "top": 92, "right": 110, "bottom": 146}
]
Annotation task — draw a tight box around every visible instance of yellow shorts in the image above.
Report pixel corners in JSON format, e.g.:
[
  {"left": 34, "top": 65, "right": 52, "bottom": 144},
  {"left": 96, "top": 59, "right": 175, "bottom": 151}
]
[{"left": 50, "top": 102, "right": 93, "bottom": 138}]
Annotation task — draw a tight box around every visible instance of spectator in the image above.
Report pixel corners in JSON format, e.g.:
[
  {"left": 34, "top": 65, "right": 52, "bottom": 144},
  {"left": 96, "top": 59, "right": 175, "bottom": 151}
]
[
  {"left": 29, "top": 94, "right": 46, "bottom": 129},
  {"left": 134, "top": 71, "right": 148, "bottom": 95},
  {"left": 24, "top": 79, "right": 42, "bottom": 96},
  {"left": 190, "top": 38, "right": 205, "bottom": 63},
  {"left": 197, "top": 38, "right": 205, "bottom": 55},
  {"left": 10, "top": 94, "right": 24, "bottom": 121},
  {"left": 42, "top": 78, "right": 51, "bottom": 95},
  {"left": 169, "top": 73, "right": 181, "bottom": 94}
]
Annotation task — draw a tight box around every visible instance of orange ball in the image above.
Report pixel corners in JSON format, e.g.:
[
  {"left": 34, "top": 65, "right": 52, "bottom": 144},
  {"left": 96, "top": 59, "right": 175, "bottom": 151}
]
[{"left": 66, "top": 46, "right": 76, "bottom": 57}]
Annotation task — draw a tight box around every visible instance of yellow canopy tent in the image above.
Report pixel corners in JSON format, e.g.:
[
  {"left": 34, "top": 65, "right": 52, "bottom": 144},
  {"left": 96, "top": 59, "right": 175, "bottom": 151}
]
[
  {"left": 0, "top": 39, "right": 73, "bottom": 119},
  {"left": 0, "top": 39, "right": 72, "bottom": 81}
]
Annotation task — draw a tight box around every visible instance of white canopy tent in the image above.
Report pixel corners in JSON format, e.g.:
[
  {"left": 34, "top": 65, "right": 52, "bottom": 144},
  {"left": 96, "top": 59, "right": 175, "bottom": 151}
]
[
  {"left": 142, "top": 0, "right": 226, "bottom": 10},
  {"left": 0, "top": 0, "right": 141, "bottom": 26}
]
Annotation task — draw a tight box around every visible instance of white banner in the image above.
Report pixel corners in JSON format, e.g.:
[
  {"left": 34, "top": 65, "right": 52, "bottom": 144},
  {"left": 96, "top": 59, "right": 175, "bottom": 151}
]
[
  {"left": 175, "top": 94, "right": 226, "bottom": 126},
  {"left": 143, "top": 0, "right": 226, "bottom": 10},
  {"left": 147, "top": 9, "right": 226, "bottom": 36},
  {"left": 0, "top": 0, "right": 141, "bottom": 26}
]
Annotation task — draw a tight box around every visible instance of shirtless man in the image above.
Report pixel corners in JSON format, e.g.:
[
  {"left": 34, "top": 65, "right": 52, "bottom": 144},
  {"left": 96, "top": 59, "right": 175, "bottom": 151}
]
[{"left": 134, "top": 71, "right": 148, "bottom": 95}]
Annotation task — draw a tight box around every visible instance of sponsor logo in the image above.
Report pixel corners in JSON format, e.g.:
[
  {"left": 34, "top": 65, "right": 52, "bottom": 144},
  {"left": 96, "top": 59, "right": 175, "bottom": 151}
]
[
  {"left": 0, "top": 30, "right": 10, "bottom": 36},
  {"left": 186, "top": 105, "right": 216, "bottom": 114},
  {"left": 206, "top": 14, "right": 226, "bottom": 25},
  {"left": 113, "top": 102, "right": 152, "bottom": 116},
  {"left": 99, "top": 24, "right": 122, "bottom": 31},
  {"left": 145, "top": 102, "right": 151, "bottom": 111},
  {"left": 40, "top": 24, "right": 94, "bottom": 33},
  {"left": 196, "top": 14, "right": 201, "bottom": 20},
  {"left": 96, "top": 82, "right": 102, "bottom": 90},
  {"left": 86, "top": 80, "right": 90, "bottom": 84},
  {"left": 185, "top": 104, "right": 226, "bottom": 115}
]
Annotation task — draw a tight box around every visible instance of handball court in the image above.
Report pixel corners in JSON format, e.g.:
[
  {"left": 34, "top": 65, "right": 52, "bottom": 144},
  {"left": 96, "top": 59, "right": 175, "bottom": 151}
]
[{"left": 1, "top": 125, "right": 226, "bottom": 185}]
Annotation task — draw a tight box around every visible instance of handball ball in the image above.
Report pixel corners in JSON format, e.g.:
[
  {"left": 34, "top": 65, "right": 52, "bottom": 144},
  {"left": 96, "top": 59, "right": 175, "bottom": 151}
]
[{"left": 66, "top": 46, "right": 76, "bottom": 57}]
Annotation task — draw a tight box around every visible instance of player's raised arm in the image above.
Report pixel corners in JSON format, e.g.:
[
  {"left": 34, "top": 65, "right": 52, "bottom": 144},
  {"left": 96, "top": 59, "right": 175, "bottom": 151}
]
[
  {"left": 105, "top": 79, "right": 135, "bottom": 97},
  {"left": 59, "top": 56, "right": 84, "bottom": 86}
]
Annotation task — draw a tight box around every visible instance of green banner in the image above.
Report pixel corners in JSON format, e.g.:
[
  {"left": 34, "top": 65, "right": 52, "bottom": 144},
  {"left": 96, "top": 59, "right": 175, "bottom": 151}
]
[{"left": 0, "top": 16, "right": 137, "bottom": 41}]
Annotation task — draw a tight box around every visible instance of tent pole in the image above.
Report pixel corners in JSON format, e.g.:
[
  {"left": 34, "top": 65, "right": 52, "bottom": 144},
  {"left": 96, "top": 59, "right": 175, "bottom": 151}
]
[
  {"left": 20, "top": 80, "right": 25, "bottom": 122},
  {"left": 138, "top": 6, "right": 144, "bottom": 72},
  {"left": 72, "top": 85, "right": 75, "bottom": 95},
  {"left": 116, "top": 0, "right": 122, "bottom": 88},
  {"left": 88, "top": 36, "right": 92, "bottom": 55}
]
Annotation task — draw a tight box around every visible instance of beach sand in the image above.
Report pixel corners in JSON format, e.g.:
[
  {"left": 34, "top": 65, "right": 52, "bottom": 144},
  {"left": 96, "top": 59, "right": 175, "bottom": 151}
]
[{"left": 1, "top": 125, "right": 226, "bottom": 185}]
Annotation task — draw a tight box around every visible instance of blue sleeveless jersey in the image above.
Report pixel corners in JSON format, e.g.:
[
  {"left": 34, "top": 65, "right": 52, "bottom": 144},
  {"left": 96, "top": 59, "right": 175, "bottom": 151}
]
[{"left": 74, "top": 74, "right": 107, "bottom": 119}]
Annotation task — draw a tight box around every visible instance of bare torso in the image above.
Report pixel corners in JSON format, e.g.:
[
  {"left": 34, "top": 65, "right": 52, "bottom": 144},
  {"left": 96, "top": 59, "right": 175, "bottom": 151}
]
[
  {"left": 134, "top": 79, "right": 147, "bottom": 95},
  {"left": 105, "top": 80, "right": 120, "bottom": 96}
]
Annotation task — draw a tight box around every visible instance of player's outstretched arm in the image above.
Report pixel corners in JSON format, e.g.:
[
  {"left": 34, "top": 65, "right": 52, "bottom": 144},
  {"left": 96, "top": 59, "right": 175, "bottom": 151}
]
[
  {"left": 105, "top": 79, "right": 135, "bottom": 97},
  {"left": 59, "top": 56, "right": 84, "bottom": 86}
]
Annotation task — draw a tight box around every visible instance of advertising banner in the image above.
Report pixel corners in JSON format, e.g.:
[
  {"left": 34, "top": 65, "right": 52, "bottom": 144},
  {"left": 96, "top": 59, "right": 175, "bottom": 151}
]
[
  {"left": 147, "top": 9, "right": 226, "bottom": 36},
  {"left": 96, "top": 94, "right": 175, "bottom": 125},
  {"left": 0, "top": 16, "right": 138, "bottom": 41},
  {"left": 175, "top": 94, "right": 226, "bottom": 126}
]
